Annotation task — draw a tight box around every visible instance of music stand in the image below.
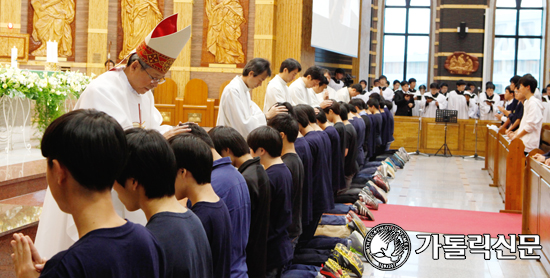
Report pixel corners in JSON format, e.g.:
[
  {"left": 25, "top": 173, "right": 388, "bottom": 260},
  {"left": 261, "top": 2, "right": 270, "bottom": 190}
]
[{"left": 434, "top": 109, "right": 458, "bottom": 157}]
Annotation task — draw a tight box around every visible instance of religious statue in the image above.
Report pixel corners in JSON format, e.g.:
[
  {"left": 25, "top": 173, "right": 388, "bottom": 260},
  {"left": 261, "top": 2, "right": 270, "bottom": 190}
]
[
  {"left": 205, "top": 0, "right": 246, "bottom": 64},
  {"left": 444, "top": 52, "right": 479, "bottom": 75},
  {"left": 119, "top": 0, "right": 163, "bottom": 60},
  {"left": 30, "top": 0, "right": 75, "bottom": 57}
]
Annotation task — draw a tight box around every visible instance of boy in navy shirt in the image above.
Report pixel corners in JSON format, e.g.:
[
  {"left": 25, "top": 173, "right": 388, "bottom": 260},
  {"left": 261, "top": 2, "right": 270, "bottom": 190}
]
[
  {"left": 115, "top": 129, "right": 213, "bottom": 278},
  {"left": 247, "top": 126, "right": 293, "bottom": 278},
  {"left": 187, "top": 124, "right": 250, "bottom": 278},
  {"left": 293, "top": 105, "right": 334, "bottom": 243},
  {"left": 340, "top": 103, "right": 359, "bottom": 188},
  {"left": 316, "top": 108, "right": 345, "bottom": 194},
  {"left": 169, "top": 134, "right": 232, "bottom": 278},
  {"left": 268, "top": 114, "right": 304, "bottom": 249},
  {"left": 208, "top": 125, "right": 271, "bottom": 278},
  {"left": 11, "top": 110, "right": 164, "bottom": 278}
]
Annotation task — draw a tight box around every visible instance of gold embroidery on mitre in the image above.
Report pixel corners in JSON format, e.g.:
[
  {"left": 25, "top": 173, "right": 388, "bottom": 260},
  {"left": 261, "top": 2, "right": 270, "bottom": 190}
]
[{"left": 136, "top": 42, "right": 175, "bottom": 74}]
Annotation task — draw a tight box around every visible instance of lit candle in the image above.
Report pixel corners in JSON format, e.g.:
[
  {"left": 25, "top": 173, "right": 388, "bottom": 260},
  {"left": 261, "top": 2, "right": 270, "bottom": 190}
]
[{"left": 11, "top": 46, "right": 17, "bottom": 68}]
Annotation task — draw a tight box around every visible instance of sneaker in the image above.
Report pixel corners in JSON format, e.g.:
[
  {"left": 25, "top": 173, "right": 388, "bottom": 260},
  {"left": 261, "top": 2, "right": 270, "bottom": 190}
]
[
  {"left": 320, "top": 259, "right": 342, "bottom": 278},
  {"left": 373, "top": 175, "right": 389, "bottom": 192},
  {"left": 325, "top": 258, "right": 351, "bottom": 278},
  {"left": 385, "top": 164, "right": 396, "bottom": 178},
  {"left": 354, "top": 201, "right": 375, "bottom": 221},
  {"left": 333, "top": 243, "right": 364, "bottom": 277},
  {"left": 348, "top": 231, "right": 365, "bottom": 256},
  {"left": 378, "top": 164, "right": 388, "bottom": 177},
  {"left": 359, "top": 192, "right": 378, "bottom": 210},
  {"left": 347, "top": 211, "right": 368, "bottom": 238},
  {"left": 384, "top": 159, "right": 397, "bottom": 171},
  {"left": 393, "top": 154, "right": 406, "bottom": 167}
]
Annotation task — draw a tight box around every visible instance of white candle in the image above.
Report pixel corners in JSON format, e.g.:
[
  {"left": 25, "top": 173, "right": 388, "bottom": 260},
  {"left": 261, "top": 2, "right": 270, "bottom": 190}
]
[
  {"left": 11, "top": 46, "right": 17, "bottom": 62},
  {"left": 46, "top": 41, "right": 58, "bottom": 63},
  {"left": 11, "top": 46, "right": 17, "bottom": 68}
]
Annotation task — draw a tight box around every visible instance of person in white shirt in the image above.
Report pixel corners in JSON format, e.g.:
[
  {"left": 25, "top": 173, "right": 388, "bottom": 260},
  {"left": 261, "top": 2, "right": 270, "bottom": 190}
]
[
  {"left": 412, "top": 85, "right": 425, "bottom": 116},
  {"left": 312, "top": 76, "right": 331, "bottom": 104},
  {"left": 217, "top": 58, "right": 287, "bottom": 138},
  {"left": 447, "top": 79, "right": 470, "bottom": 119},
  {"left": 421, "top": 83, "right": 448, "bottom": 118},
  {"left": 439, "top": 83, "right": 449, "bottom": 99},
  {"left": 289, "top": 66, "right": 332, "bottom": 108},
  {"left": 328, "top": 68, "right": 345, "bottom": 91},
  {"left": 507, "top": 74, "right": 544, "bottom": 153},
  {"left": 360, "top": 79, "right": 368, "bottom": 93},
  {"left": 464, "top": 91, "right": 479, "bottom": 119},
  {"left": 479, "top": 82, "right": 502, "bottom": 120},
  {"left": 263, "top": 58, "right": 301, "bottom": 113},
  {"left": 370, "top": 75, "right": 395, "bottom": 114}
]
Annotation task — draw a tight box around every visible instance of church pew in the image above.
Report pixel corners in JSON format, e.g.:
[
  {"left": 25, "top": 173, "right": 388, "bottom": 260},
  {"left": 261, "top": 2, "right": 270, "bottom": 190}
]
[
  {"left": 522, "top": 154, "right": 550, "bottom": 275},
  {"left": 495, "top": 131, "right": 526, "bottom": 214},
  {"left": 389, "top": 116, "right": 499, "bottom": 156},
  {"left": 485, "top": 128, "right": 499, "bottom": 184}
]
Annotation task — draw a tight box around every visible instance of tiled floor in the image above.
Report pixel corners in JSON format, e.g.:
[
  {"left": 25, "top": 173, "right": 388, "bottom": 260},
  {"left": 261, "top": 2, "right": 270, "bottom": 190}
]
[{"left": 361, "top": 155, "right": 548, "bottom": 278}]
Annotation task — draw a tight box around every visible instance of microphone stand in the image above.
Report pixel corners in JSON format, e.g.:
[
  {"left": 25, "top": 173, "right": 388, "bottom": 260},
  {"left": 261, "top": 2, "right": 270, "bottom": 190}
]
[
  {"left": 409, "top": 107, "right": 430, "bottom": 157},
  {"left": 464, "top": 99, "right": 485, "bottom": 160}
]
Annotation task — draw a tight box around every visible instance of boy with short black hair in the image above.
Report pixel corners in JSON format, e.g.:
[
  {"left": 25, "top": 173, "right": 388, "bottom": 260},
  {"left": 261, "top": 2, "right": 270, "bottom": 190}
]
[
  {"left": 115, "top": 128, "right": 213, "bottom": 278},
  {"left": 292, "top": 104, "right": 334, "bottom": 243},
  {"left": 268, "top": 114, "right": 304, "bottom": 249},
  {"left": 339, "top": 103, "right": 359, "bottom": 188},
  {"left": 290, "top": 66, "right": 330, "bottom": 107},
  {"left": 207, "top": 125, "right": 270, "bottom": 278},
  {"left": 169, "top": 134, "right": 232, "bottom": 278},
  {"left": 11, "top": 110, "right": 165, "bottom": 278},
  {"left": 315, "top": 108, "right": 346, "bottom": 194},
  {"left": 394, "top": 81, "right": 415, "bottom": 116},
  {"left": 507, "top": 74, "right": 544, "bottom": 154},
  {"left": 247, "top": 126, "right": 293, "bottom": 278},
  {"left": 447, "top": 79, "right": 469, "bottom": 119},
  {"left": 187, "top": 124, "right": 251, "bottom": 278}
]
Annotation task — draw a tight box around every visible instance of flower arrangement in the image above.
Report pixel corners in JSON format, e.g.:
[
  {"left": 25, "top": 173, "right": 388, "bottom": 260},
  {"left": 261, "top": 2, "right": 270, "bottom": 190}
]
[{"left": 0, "top": 65, "right": 93, "bottom": 133}]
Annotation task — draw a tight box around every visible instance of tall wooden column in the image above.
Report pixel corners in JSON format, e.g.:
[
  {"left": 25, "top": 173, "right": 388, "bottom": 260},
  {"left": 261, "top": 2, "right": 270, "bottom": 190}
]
[
  {"left": 252, "top": 0, "right": 277, "bottom": 109},
  {"left": 87, "top": 0, "right": 109, "bottom": 76},
  {"left": 172, "top": 0, "right": 194, "bottom": 98},
  {"left": 0, "top": 0, "right": 21, "bottom": 33}
]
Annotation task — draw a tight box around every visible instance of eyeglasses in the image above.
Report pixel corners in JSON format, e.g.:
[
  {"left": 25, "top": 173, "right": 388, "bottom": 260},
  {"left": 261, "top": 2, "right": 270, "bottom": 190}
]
[{"left": 144, "top": 68, "right": 166, "bottom": 84}]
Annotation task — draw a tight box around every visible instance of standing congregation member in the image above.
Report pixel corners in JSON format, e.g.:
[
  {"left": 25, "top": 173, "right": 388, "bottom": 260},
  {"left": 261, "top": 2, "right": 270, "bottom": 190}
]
[
  {"left": 263, "top": 58, "right": 302, "bottom": 113},
  {"left": 447, "top": 80, "right": 469, "bottom": 119},
  {"left": 412, "top": 85, "right": 426, "bottom": 116},
  {"left": 115, "top": 129, "right": 213, "bottom": 278},
  {"left": 35, "top": 14, "right": 193, "bottom": 258},
  {"left": 507, "top": 74, "right": 544, "bottom": 154},
  {"left": 479, "top": 82, "right": 501, "bottom": 121},
  {"left": 218, "top": 58, "right": 287, "bottom": 138},
  {"left": 394, "top": 81, "right": 415, "bottom": 116},
  {"left": 421, "top": 83, "right": 448, "bottom": 118},
  {"left": 12, "top": 110, "right": 165, "bottom": 278},
  {"left": 208, "top": 126, "right": 271, "bottom": 278},
  {"left": 496, "top": 86, "right": 518, "bottom": 123},
  {"left": 169, "top": 134, "right": 232, "bottom": 278}
]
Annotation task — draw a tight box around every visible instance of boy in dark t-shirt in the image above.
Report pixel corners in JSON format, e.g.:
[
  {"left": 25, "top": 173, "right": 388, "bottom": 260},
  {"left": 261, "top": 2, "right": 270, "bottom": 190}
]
[
  {"left": 340, "top": 104, "right": 359, "bottom": 188},
  {"left": 248, "top": 126, "right": 293, "bottom": 278},
  {"left": 316, "top": 108, "right": 345, "bottom": 194},
  {"left": 169, "top": 134, "right": 232, "bottom": 278},
  {"left": 11, "top": 110, "right": 164, "bottom": 278},
  {"left": 268, "top": 114, "right": 304, "bottom": 248},
  {"left": 208, "top": 125, "right": 271, "bottom": 278},
  {"left": 115, "top": 129, "right": 213, "bottom": 278}
]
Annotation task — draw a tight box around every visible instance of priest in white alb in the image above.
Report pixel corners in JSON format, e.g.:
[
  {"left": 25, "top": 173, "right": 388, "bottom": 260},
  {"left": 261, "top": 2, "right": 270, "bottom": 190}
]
[
  {"left": 263, "top": 58, "right": 301, "bottom": 112},
  {"left": 35, "top": 14, "right": 191, "bottom": 259}
]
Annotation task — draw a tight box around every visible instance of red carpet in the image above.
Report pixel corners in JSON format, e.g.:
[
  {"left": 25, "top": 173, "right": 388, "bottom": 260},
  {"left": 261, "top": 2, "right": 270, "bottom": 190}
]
[{"left": 363, "top": 204, "right": 522, "bottom": 238}]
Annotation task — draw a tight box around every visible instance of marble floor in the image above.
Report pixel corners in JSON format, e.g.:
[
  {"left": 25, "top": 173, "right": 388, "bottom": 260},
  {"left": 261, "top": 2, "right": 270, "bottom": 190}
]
[{"left": 361, "top": 155, "right": 548, "bottom": 278}]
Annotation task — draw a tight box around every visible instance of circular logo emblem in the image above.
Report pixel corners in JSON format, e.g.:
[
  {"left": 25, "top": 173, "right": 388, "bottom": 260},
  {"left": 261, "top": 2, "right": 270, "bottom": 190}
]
[{"left": 364, "top": 223, "right": 411, "bottom": 271}]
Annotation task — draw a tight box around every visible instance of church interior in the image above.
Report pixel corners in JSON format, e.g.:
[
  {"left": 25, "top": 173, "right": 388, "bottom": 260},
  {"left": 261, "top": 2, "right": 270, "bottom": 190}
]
[{"left": 0, "top": 0, "right": 550, "bottom": 277}]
